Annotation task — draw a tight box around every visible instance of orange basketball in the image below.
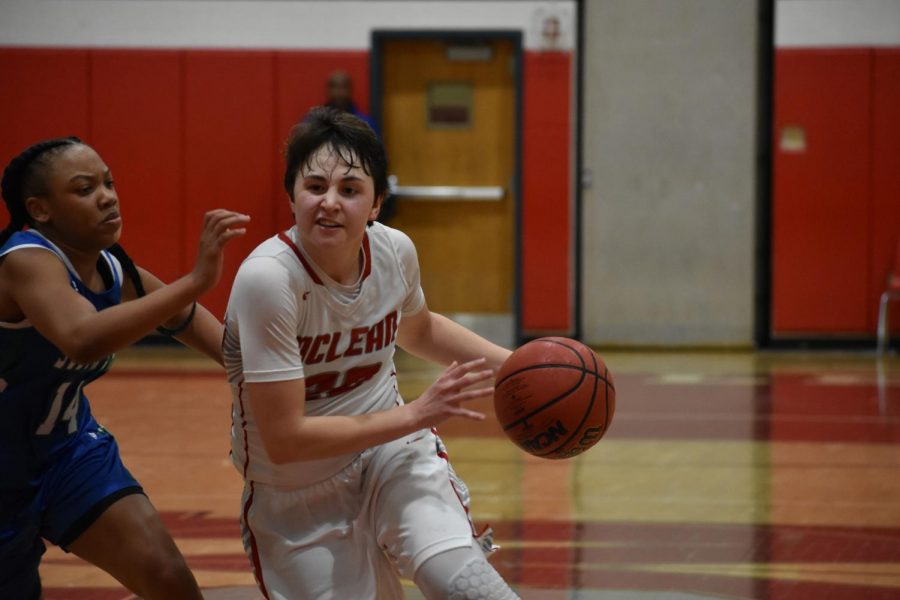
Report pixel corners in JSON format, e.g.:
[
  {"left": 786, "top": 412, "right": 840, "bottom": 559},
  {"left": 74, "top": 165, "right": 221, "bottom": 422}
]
[{"left": 494, "top": 337, "right": 615, "bottom": 459}]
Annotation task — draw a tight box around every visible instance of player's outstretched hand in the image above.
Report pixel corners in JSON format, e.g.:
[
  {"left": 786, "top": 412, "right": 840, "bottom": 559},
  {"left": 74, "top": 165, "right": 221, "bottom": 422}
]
[
  {"left": 190, "top": 209, "right": 250, "bottom": 291},
  {"left": 411, "top": 358, "right": 494, "bottom": 427}
]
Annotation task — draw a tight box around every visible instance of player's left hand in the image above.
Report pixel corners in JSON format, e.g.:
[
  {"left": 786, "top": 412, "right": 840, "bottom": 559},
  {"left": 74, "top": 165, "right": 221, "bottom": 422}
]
[
  {"left": 190, "top": 209, "right": 251, "bottom": 292},
  {"left": 409, "top": 358, "right": 494, "bottom": 427}
]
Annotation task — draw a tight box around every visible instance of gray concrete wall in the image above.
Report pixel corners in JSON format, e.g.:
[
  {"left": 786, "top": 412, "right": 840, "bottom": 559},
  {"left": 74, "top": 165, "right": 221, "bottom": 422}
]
[{"left": 581, "top": 0, "right": 759, "bottom": 346}]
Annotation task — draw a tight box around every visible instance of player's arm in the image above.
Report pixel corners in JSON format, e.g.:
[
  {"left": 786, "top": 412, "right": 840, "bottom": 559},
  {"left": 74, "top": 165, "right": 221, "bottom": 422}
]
[
  {"left": 5, "top": 210, "right": 247, "bottom": 364},
  {"left": 397, "top": 307, "right": 512, "bottom": 373},
  {"left": 125, "top": 265, "right": 224, "bottom": 365},
  {"left": 247, "top": 361, "right": 490, "bottom": 464},
  {"left": 390, "top": 228, "right": 511, "bottom": 371},
  {"left": 236, "top": 255, "right": 490, "bottom": 464}
]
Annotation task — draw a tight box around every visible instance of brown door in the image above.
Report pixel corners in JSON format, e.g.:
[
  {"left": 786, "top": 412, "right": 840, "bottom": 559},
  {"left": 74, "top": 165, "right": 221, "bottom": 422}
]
[{"left": 381, "top": 38, "right": 516, "bottom": 316}]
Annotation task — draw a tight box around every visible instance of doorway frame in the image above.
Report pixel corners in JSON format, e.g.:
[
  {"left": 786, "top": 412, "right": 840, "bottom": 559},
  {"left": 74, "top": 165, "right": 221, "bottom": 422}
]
[
  {"left": 755, "top": 0, "right": 775, "bottom": 348},
  {"left": 370, "top": 29, "right": 525, "bottom": 344}
]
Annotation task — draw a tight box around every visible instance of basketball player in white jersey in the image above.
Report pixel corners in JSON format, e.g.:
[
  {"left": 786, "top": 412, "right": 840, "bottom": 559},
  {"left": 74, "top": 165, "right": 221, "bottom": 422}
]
[{"left": 223, "top": 107, "right": 519, "bottom": 599}]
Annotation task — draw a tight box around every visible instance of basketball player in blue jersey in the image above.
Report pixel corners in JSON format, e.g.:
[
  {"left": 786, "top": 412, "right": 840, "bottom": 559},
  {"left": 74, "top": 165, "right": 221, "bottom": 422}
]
[{"left": 0, "top": 137, "right": 249, "bottom": 599}]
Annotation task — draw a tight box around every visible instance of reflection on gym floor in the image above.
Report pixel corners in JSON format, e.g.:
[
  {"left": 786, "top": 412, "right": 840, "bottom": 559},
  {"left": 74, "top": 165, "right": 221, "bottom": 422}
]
[{"left": 41, "top": 347, "right": 900, "bottom": 599}]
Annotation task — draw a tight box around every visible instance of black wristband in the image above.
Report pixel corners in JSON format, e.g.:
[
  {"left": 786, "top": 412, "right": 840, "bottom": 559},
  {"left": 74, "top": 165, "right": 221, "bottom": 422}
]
[{"left": 156, "top": 302, "right": 197, "bottom": 337}]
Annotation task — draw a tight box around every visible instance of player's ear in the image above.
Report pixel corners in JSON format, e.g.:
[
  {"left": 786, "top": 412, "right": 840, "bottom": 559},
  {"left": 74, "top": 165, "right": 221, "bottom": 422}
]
[
  {"left": 25, "top": 196, "right": 51, "bottom": 224},
  {"left": 369, "top": 193, "right": 384, "bottom": 221}
]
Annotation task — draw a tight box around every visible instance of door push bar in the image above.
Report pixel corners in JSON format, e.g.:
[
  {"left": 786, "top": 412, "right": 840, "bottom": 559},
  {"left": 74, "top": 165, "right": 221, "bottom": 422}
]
[{"left": 389, "top": 180, "right": 505, "bottom": 201}]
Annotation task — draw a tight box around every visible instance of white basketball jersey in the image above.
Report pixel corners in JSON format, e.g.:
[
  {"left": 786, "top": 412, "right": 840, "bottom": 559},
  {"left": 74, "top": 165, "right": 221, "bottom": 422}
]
[{"left": 224, "top": 223, "right": 425, "bottom": 487}]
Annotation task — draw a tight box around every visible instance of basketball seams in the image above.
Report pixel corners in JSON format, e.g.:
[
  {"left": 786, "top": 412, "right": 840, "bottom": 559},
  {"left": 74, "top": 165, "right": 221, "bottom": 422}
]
[
  {"left": 500, "top": 367, "right": 587, "bottom": 431},
  {"left": 494, "top": 338, "right": 584, "bottom": 387},
  {"left": 495, "top": 362, "right": 614, "bottom": 431},
  {"left": 536, "top": 345, "right": 601, "bottom": 458},
  {"left": 497, "top": 339, "right": 588, "bottom": 431},
  {"left": 602, "top": 365, "right": 612, "bottom": 433},
  {"left": 494, "top": 337, "right": 615, "bottom": 459},
  {"left": 497, "top": 363, "right": 614, "bottom": 390},
  {"left": 496, "top": 339, "right": 614, "bottom": 389}
]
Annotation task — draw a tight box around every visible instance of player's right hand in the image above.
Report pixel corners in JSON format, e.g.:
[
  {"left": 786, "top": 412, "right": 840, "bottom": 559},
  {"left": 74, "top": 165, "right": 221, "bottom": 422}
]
[
  {"left": 190, "top": 209, "right": 250, "bottom": 291},
  {"left": 411, "top": 358, "right": 494, "bottom": 427}
]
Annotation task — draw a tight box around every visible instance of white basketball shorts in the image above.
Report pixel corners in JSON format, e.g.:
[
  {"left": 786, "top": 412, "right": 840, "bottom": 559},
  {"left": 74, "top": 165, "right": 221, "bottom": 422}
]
[{"left": 239, "top": 429, "right": 486, "bottom": 600}]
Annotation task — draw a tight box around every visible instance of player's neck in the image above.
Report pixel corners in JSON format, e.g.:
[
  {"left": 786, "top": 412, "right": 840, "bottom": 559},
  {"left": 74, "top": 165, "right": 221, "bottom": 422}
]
[{"left": 306, "top": 243, "right": 363, "bottom": 286}]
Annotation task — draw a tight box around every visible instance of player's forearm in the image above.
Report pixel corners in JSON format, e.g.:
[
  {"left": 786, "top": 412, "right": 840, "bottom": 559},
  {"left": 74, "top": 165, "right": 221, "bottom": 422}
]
[
  {"left": 402, "top": 312, "right": 511, "bottom": 371},
  {"left": 265, "top": 405, "right": 422, "bottom": 463},
  {"left": 174, "top": 305, "right": 226, "bottom": 366},
  {"left": 65, "top": 274, "right": 206, "bottom": 362}
]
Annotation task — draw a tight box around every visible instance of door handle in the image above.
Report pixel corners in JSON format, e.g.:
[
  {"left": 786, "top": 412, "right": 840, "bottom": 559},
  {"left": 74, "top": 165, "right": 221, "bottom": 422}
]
[
  {"left": 393, "top": 185, "right": 504, "bottom": 200},
  {"left": 388, "top": 177, "right": 504, "bottom": 201}
]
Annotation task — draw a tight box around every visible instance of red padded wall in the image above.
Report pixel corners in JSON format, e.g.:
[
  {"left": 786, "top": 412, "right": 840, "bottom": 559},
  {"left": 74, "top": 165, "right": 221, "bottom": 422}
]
[
  {"left": 90, "top": 50, "right": 185, "bottom": 285},
  {"left": 0, "top": 45, "right": 574, "bottom": 334},
  {"left": 870, "top": 49, "right": 900, "bottom": 333},
  {"left": 521, "top": 51, "right": 572, "bottom": 333},
  {"left": 183, "top": 52, "right": 277, "bottom": 318},
  {"left": 772, "top": 50, "right": 872, "bottom": 334},
  {"left": 0, "top": 49, "right": 90, "bottom": 174}
]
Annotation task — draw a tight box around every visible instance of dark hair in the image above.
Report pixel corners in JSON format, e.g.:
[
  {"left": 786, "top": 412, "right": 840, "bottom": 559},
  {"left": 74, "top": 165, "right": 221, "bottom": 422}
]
[
  {"left": 284, "top": 106, "right": 387, "bottom": 202},
  {"left": 0, "top": 137, "right": 146, "bottom": 308},
  {"left": 1, "top": 136, "right": 83, "bottom": 246}
]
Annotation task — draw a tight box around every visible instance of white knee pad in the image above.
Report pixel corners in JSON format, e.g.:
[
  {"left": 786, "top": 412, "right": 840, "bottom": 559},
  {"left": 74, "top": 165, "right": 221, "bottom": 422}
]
[{"left": 448, "top": 555, "right": 519, "bottom": 600}]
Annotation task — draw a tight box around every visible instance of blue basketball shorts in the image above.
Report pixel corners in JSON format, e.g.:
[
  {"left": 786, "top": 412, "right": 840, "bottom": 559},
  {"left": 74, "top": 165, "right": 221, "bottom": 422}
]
[{"left": 0, "top": 424, "right": 143, "bottom": 599}]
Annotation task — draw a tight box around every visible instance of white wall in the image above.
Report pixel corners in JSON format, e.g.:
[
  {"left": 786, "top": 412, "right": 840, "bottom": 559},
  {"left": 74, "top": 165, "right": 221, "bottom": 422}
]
[
  {"left": 581, "top": 0, "right": 759, "bottom": 346},
  {"left": 0, "top": 0, "right": 575, "bottom": 50},
  {"left": 581, "top": 0, "right": 900, "bottom": 347},
  {"left": 777, "top": 0, "right": 900, "bottom": 47}
]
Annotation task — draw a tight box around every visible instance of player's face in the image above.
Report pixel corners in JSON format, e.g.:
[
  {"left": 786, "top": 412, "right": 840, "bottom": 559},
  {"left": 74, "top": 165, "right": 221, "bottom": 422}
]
[
  {"left": 292, "top": 144, "right": 381, "bottom": 252},
  {"left": 27, "top": 145, "right": 121, "bottom": 252}
]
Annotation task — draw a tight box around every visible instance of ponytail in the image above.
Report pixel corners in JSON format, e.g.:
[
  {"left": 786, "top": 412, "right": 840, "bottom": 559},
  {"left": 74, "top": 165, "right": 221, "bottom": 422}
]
[
  {"left": 107, "top": 242, "right": 196, "bottom": 337},
  {"left": 107, "top": 242, "right": 148, "bottom": 297},
  {"left": 0, "top": 219, "right": 23, "bottom": 247}
]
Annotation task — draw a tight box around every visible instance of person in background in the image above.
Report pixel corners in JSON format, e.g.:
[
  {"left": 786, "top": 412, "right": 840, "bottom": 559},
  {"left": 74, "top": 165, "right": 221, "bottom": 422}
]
[
  {"left": 325, "top": 70, "right": 377, "bottom": 134},
  {"left": 323, "top": 70, "right": 397, "bottom": 223}
]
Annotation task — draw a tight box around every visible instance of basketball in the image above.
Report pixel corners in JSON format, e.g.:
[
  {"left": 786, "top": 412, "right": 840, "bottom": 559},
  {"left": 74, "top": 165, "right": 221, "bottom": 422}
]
[{"left": 494, "top": 337, "right": 615, "bottom": 459}]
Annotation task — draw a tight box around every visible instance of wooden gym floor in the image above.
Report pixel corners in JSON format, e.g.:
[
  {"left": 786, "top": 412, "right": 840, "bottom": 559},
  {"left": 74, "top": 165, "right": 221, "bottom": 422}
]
[{"left": 40, "top": 346, "right": 900, "bottom": 599}]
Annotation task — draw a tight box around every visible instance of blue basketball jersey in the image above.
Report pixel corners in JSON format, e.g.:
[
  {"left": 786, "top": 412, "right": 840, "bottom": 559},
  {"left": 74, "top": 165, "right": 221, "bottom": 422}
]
[{"left": 0, "top": 230, "right": 122, "bottom": 493}]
